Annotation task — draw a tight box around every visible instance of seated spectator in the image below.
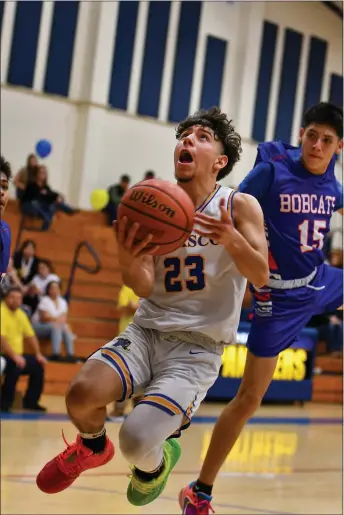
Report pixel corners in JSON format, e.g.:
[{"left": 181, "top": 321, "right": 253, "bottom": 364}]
[
  {"left": 0, "top": 257, "right": 25, "bottom": 300},
  {"left": 325, "top": 312, "right": 343, "bottom": 357},
  {"left": 143, "top": 170, "right": 155, "bottom": 180},
  {"left": 14, "top": 154, "right": 38, "bottom": 200},
  {"left": 105, "top": 174, "right": 130, "bottom": 225},
  {"left": 23, "top": 259, "right": 60, "bottom": 317},
  {"left": 322, "top": 251, "right": 343, "bottom": 357},
  {"left": 117, "top": 284, "right": 140, "bottom": 333},
  {"left": 0, "top": 287, "right": 46, "bottom": 412},
  {"left": 32, "top": 281, "right": 74, "bottom": 361},
  {"left": 313, "top": 309, "right": 343, "bottom": 358},
  {"left": 31, "top": 260, "right": 60, "bottom": 294},
  {"left": 13, "top": 239, "right": 40, "bottom": 286},
  {"left": 329, "top": 228, "right": 343, "bottom": 268},
  {"left": 20, "top": 165, "right": 77, "bottom": 231}
]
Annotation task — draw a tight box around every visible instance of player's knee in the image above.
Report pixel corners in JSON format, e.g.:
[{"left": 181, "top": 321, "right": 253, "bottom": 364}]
[
  {"left": 66, "top": 375, "right": 97, "bottom": 412},
  {"left": 66, "top": 360, "right": 123, "bottom": 413},
  {"left": 119, "top": 419, "right": 150, "bottom": 463},
  {"left": 235, "top": 389, "right": 263, "bottom": 416}
]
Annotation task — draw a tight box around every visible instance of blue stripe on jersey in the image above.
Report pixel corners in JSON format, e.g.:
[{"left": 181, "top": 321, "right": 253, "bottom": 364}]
[
  {"left": 196, "top": 185, "right": 222, "bottom": 213},
  {"left": 229, "top": 190, "right": 238, "bottom": 224}
]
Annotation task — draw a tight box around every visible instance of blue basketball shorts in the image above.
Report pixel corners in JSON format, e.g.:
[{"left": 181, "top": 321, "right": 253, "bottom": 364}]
[{"left": 247, "top": 264, "right": 343, "bottom": 357}]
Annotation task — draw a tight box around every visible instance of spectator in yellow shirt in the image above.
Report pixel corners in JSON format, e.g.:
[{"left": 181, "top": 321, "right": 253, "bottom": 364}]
[
  {"left": 110, "top": 285, "right": 141, "bottom": 418},
  {"left": 118, "top": 284, "right": 140, "bottom": 334},
  {"left": 1, "top": 287, "right": 47, "bottom": 412}
]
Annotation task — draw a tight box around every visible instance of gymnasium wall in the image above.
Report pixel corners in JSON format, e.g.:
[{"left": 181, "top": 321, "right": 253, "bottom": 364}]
[{"left": 0, "top": 1, "right": 342, "bottom": 208}]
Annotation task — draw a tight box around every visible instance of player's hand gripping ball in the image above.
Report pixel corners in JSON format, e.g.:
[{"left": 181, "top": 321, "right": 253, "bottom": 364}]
[{"left": 117, "top": 179, "right": 195, "bottom": 256}]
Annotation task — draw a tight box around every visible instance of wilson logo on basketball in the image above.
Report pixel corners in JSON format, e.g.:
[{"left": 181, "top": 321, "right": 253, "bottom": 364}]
[{"left": 130, "top": 190, "right": 176, "bottom": 219}]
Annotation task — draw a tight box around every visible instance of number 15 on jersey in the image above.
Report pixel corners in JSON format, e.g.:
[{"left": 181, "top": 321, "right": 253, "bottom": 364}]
[{"left": 298, "top": 219, "right": 327, "bottom": 253}]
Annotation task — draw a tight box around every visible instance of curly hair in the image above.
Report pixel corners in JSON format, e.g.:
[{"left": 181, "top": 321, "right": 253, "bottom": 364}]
[
  {"left": 175, "top": 107, "right": 242, "bottom": 180},
  {"left": 0, "top": 155, "right": 12, "bottom": 180}
]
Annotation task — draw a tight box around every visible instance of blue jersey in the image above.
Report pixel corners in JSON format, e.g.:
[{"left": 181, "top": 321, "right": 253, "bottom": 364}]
[
  {"left": 0, "top": 220, "right": 11, "bottom": 281},
  {"left": 238, "top": 141, "right": 343, "bottom": 281}
]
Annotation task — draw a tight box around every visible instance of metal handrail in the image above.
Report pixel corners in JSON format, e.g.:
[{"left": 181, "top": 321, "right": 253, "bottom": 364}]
[
  {"left": 64, "top": 241, "right": 101, "bottom": 303},
  {"left": 14, "top": 213, "right": 45, "bottom": 251}
]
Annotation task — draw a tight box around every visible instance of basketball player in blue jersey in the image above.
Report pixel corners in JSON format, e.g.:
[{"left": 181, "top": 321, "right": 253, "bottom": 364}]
[
  {"left": 0, "top": 156, "right": 12, "bottom": 281},
  {"left": 36, "top": 107, "right": 269, "bottom": 506},
  {"left": 179, "top": 102, "right": 343, "bottom": 514}
]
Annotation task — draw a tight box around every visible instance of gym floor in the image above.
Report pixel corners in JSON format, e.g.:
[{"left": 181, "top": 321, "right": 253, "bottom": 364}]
[{"left": 1, "top": 396, "right": 342, "bottom": 514}]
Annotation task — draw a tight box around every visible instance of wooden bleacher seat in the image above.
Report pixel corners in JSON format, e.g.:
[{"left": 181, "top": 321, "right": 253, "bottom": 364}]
[{"left": 3, "top": 199, "right": 118, "bottom": 397}]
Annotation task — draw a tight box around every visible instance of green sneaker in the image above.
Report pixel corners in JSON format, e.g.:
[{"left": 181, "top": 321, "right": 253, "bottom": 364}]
[{"left": 127, "top": 438, "right": 181, "bottom": 506}]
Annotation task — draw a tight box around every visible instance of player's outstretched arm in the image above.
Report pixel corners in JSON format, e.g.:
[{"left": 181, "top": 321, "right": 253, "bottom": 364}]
[
  {"left": 230, "top": 193, "right": 269, "bottom": 286},
  {"left": 194, "top": 194, "right": 268, "bottom": 287},
  {"left": 115, "top": 217, "right": 157, "bottom": 298}
]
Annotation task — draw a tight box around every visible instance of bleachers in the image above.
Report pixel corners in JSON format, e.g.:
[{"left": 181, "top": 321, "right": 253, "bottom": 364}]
[
  {"left": 3, "top": 199, "right": 121, "bottom": 396},
  {"left": 3, "top": 199, "right": 343, "bottom": 403},
  {"left": 313, "top": 356, "right": 343, "bottom": 403}
]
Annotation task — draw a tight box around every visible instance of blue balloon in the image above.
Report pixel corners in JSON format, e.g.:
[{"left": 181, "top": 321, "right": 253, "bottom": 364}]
[{"left": 35, "top": 139, "right": 52, "bottom": 158}]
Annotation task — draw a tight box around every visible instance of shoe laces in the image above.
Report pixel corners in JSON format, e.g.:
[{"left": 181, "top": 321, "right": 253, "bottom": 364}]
[
  {"left": 55, "top": 431, "right": 91, "bottom": 475},
  {"left": 195, "top": 497, "right": 215, "bottom": 515},
  {"left": 128, "top": 442, "right": 171, "bottom": 495},
  {"left": 186, "top": 490, "right": 215, "bottom": 515},
  {"left": 128, "top": 466, "right": 160, "bottom": 495}
]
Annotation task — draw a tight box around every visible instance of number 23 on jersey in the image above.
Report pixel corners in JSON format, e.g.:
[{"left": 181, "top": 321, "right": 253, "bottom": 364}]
[{"left": 164, "top": 256, "right": 206, "bottom": 292}]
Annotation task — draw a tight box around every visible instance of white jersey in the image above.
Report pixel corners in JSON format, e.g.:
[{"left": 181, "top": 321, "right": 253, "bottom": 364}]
[{"left": 134, "top": 185, "right": 247, "bottom": 344}]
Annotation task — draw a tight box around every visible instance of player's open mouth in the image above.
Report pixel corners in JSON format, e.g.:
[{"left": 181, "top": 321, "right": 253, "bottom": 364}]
[{"left": 179, "top": 150, "right": 194, "bottom": 164}]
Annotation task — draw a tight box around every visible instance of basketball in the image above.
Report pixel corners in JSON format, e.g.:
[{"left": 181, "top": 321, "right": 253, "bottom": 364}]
[{"left": 117, "top": 179, "right": 194, "bottom": 256}]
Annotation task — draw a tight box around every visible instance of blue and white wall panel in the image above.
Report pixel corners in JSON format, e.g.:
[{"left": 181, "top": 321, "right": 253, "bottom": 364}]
[{"left": 0, "top": 1, "right": 342, "bottom": 207}]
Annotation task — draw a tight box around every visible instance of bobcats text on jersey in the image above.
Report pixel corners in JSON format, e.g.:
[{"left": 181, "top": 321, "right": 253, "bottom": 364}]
[{"left": 280, "top": 194, "right": 336, "bottom": 215}]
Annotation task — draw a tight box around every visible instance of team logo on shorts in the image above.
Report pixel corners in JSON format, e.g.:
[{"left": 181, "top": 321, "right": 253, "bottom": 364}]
[{"left": 111, "top": 338, "right": 131, "bottom": 351}]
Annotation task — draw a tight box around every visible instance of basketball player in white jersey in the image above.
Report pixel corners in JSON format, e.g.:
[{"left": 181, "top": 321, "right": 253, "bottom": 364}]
[{"left": 36, "top": 107, "right": 268, "bottom": 508}]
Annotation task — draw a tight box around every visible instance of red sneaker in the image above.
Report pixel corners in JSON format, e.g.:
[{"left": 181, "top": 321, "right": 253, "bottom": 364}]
[{"left": 36, "top": 431, "right": 115, "bottom": 493}]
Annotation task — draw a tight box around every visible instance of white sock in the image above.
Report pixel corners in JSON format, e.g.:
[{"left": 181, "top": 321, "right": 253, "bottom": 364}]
[{"left": 79, "top": 427, "right": 106, "bottom": 439}]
